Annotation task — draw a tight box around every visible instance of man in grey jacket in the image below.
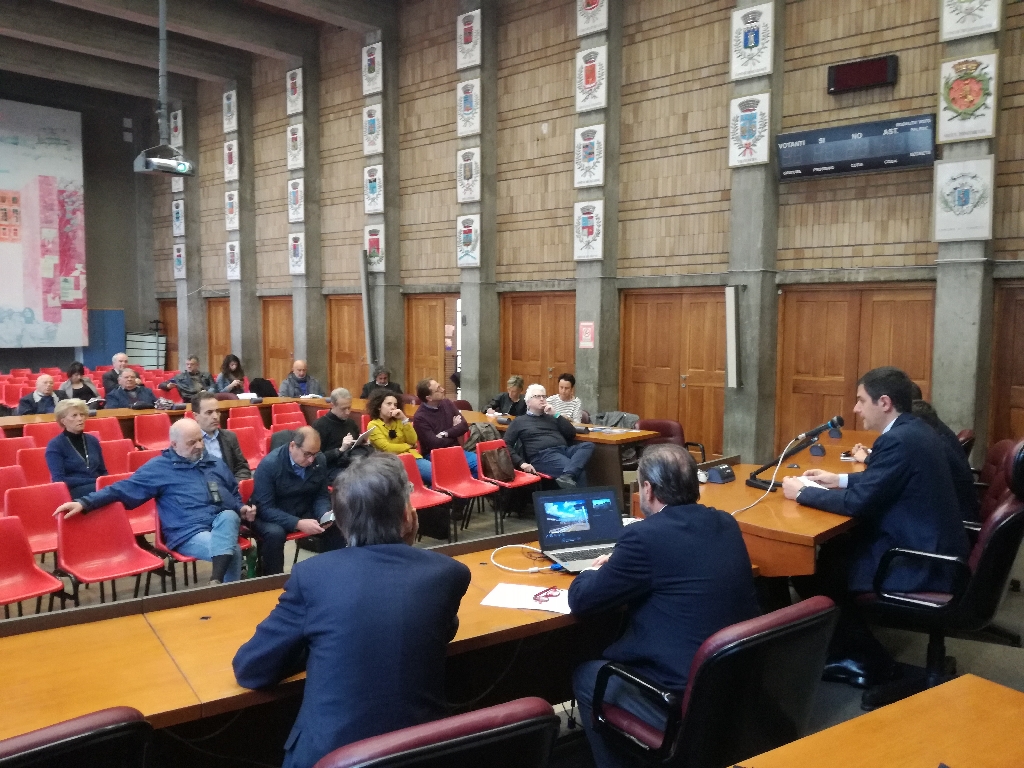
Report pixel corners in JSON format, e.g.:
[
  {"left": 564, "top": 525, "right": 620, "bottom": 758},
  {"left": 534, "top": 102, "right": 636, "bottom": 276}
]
[
  {"left": 160, "top": 355, "right": 215, "bottom": 400},
  {"left": 278, "top": 359, "right": 325, "bottom": 398}
]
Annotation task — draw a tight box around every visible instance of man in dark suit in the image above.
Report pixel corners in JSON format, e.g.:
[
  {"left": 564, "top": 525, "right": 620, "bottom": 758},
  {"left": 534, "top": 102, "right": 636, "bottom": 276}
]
[
  {"left": 358, "top": 365, "right": 403, "bottom": 399},
  {"left": 16, "top": 374, "right": 65, "bottom": 415},
  {"left": 233, "top": 452, "right": 472, "bottom": 768},
  {"left": 192, "top": 392, "right": 251, "bottom": 480},
  {"left": 101, "top": 352, "right": 130, "bottom": 395},
  {"left": 104, "top": 369, "right": 158, "bottom": 409},
  {"left": 783, "top": 366, "right": 970, "bottom": 687},
  {"left": 570, "top": 444, "right": 760, "bottom": 768},
  {"left": 250, "top": 426, "right": 340, "bottom": 575}
]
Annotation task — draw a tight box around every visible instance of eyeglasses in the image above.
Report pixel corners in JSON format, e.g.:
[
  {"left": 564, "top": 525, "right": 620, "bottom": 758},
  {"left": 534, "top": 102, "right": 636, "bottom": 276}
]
[
  {"left": 532, "top": 587, "right": 562, "bottom": 604},
  {"left": 297, "top": 448, "right": 318, "bottom": 460}
]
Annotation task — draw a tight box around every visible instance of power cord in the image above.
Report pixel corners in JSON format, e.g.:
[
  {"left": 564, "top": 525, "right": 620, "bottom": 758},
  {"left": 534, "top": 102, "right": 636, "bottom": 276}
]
[
  {"left": 731, "top": 436, "right": 798, "bottom": 516},
  {"left": 489, "top": 544, "right": 562, "bottom": 573}
]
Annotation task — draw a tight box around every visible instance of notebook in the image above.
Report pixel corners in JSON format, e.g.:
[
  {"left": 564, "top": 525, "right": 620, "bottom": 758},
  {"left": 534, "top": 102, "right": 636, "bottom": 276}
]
[{"left": 532, "top": 486, "right": 624, "bottom": 573}]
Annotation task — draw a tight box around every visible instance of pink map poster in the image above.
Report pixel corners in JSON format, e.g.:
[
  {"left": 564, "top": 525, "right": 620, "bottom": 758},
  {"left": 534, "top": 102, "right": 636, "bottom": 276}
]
[{"left": 0, "top": 99, "right": 86, "bottom": 347}]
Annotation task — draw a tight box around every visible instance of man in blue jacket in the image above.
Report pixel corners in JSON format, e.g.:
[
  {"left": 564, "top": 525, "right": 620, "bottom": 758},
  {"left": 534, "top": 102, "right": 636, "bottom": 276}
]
[
  {"left": 233, "top": 453, "right": 472, "bottom": 768},
  {"left": 104, "top": 369, "right": 158, "bottom": 410},
  {"left": 783, "top": 366, "right": 970, "bottom": 687},
  {"left": 251, "top": 425, "right": 340, "bottom": 575},
  {"left": 17, "top": 374, "right": 65, "bottom": 415},
  {"left": 569, "top": 444, "right": 760, "bottom": 768},
  {"left": 55, "top": 418, "right": 255, "bottom": 584}
]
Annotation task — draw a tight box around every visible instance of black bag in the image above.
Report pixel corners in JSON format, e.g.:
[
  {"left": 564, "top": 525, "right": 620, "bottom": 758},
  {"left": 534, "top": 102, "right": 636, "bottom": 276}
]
[
  {"left": 463, "top": 421, "right": 501, "bottom": 451},
  {"left": 249, "top": 378, "right": 278, "bottom": 398},
  {"left": 481, "top": 446, "right": 516, "bottom": 483}
]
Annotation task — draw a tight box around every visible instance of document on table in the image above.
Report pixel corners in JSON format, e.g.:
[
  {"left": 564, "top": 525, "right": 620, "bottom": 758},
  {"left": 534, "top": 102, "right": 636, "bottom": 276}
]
[
  {"left": 797, "top": 476, "right": 829, "bottom": 490},
  {"left": 480, "top": 583, "right": 571, "bottom": 615}
]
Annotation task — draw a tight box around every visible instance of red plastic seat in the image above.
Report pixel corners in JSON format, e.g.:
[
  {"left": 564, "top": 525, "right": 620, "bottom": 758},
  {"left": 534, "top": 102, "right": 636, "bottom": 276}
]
[
  {"left": 56, "top": 501, "right": 165, "bottom": 606},
  {"left": 2, "top": 385, "right": 21, "bottom": 409},
  {"left": 17, "top": 448, "right": 51, "bottom": 486},
  {"left": 232, "top": 427, "right": 264, "bottom": 470},
  {"left": 0, "top": 465, "right": 27, "bottom": 514},
  {"left": 152, "top": 503, "right": 198, "bottom": 590},
  {"left": 271, "top": 422, "right": 301, "bottom": 435},
  {"left": 271, "top": 402, "right": 302, "bottom": 417},
  {"left": 83, "top": 417, "right": 125, "bottom": 441},
  {"left": 23, "top": 421, "right": 62, "bottom": 444},
  {"left": 0, "top": 436, "right": 37, "bottom": 467},
  {"left": 127, "top": 450, "right": 162, "bottom": 471},
  {"left": 474, "top": 439, "right": 542, "bottom": 534},
  {"left": 400, "top": 453, "right": 451, "bottom": 512},
  {"left": 359, "top": 413, "right": 371, "bottom": 432},
  {"left": 0, "top": 516, "right": 64, "bottom": 617},
  {"left": 133, "top": 413, "right": 171, "bottom": 450},
  {"left": 99, "top": 439, "right": 135, "bottom": 475},
  {"left": 316, "top": 408, "right": 329, "bottom": 419},
  {"left": 4, "top": 483, "right": 71, "bottom": 555},
  {"left": 96, "top": 473, "right": 157, "bottom": 536},
  {"left": 229, "top": 405, "right": 262, "bottom": 420},
  {"left": 238, "top": 478, "right": 254, "bottom": 504},
  {"left": 272, "top": 411, "right": 306, "bottom": 426},
  {"left": 430, "top": 446, "right": 497, "bottom": 540}
]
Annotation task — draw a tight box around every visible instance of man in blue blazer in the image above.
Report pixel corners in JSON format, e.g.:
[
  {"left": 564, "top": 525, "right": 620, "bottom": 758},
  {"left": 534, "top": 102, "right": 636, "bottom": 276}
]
[
  {"left": 783, "top": 366, "right": 969, "bottom": 686},
  {"left": 569, "top": 444, "right": 760, "bottom": 768},
  {"left": 233, "top": 453, "right": 472, "bottom": 768}
]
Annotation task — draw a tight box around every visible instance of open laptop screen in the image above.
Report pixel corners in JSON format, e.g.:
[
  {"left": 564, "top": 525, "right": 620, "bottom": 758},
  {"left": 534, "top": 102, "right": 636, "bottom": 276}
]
[{"left": 534, "top": 487, "right": 623, "bottom": 551}]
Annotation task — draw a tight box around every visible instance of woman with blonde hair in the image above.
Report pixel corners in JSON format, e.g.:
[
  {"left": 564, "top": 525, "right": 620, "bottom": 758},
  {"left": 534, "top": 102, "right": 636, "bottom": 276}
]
[{"left": 45, "top": 398, "right": 108, "bottom": 498}]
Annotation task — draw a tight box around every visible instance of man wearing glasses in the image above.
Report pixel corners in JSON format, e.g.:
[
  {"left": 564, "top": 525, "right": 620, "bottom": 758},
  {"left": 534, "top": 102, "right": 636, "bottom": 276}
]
[{"left": 251, "top": 425, "right": 340, "bottom": 575}]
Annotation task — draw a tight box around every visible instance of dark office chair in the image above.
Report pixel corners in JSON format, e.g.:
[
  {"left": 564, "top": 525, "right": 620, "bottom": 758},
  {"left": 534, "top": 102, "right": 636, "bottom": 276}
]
[
  {"left": 974, "top": 439, "right": 1016, "bottom": 521},
  {"left": 400, "top": 394, "right": 421, "bottom": 406},
  {"left": 312, "top": 697, "right": 559, "bottom": 768},
  {"left": 592, "top": 596, "right": 837, "bottom": 767},
  {"left": 957, "top": 429, "right": 976, "bottom": 457},
  {"left": 0, "top": 706, "right": 152, "bottom": 768},
  {"left": 859, "top": 439, "right": 1024, "bottom": 709},
  {"left": 579, "top": 410, "right": 592, "bottom": 424},
  {"left": 636, "top": 419, "right": 706, "bottom": 463},
  {"left": 453, "top": 399, "right": 472, "bottom": 411}
]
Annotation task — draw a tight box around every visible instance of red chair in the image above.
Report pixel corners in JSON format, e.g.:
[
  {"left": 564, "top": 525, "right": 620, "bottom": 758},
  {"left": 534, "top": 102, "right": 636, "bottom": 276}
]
[
  {"left": 272, "top": 402, "right": 302, "bottom": 418},
  {"left": 2, "top": 385, "right": 21, "bottom": 410},
  {"left": 454, "top": 399, "right": 473, "bottom": 411},
  {"left": 272, "top": 411, "right": 306, "bottom": 427},
  {"left": 229, "top": 405, "right": 263, "bottom": 420},
  {"left": 957, "top": 428, "right": 976, "bottom": 456},
  {"left": 228, "top": 414, "right": 269, "bottom": 433},
  {"left": 0, "top": 436, "right": 36, "bottom": 467},
  {"left": 360, "top": 413, "right": 371, "bottom": 432},
  {"left": 99, "top": 439, "right": 135, "bottom": 475},
  {"left": 976, "top": 439, "right": 1016, "bottom": 522},
  {"left": 0, "top": 706, "right": 152, "bottom": 767},
  {"left": 312, "top": 697, "right": 559, "bottom": 768},
  {"left": 636, "top": 418, "right": 706, "bottom": 462},
  {"left": 16, "top": 448, "right": 52, "bottom": 486},
  {"left": 56, "top": 501, "right": 165, "bottom": 606},
  {"left": 23, "top": 421, "right": 62, "bottom": 444},
  {"left": 162, "top": 384, "right": 184, "bottom": 403},
  {"left": 39, "top": 367, "right": 62, "bottom": 376},
  {"left": 430, "top": 446, "right": 498, "bottom": 541},
  {"left": 83, "top": 417, "right": 125, "bottom": 441},
  {"left": 133, "top": 413, "right": 171, "bottom": 450},
  {"left": 97, "top": 473, "right": 157, "bottom": 536},
  {"left": 316, "top": 408, "right": 329, "bottom": 419},
  {"left": 231, "top": 426, "right": 264, "bottom": 470},
  {"left": 0, "top": 516, "right": 65, "bottom": 618},
  {"left": 399, "top": 453, "right": 453, "bottom": 542},
  {"left": 4, "top": 483, "right": 71, "bottom": 556},
  {"left": 127, "top": 450, "right": 162, "bottom": 471},
  {"left": 239, "top": 478, "right": 254, "bottom": 504},
  {"left": 0, "top": 465, "right": 27, "bottom": 514},
  {"left": 474, "top": 439, "right": 542, "bottom": 534},
  {"left": 9, "top": 368, "right": 31, "bottom": 376},
  {"left": 152, "top": 506, "right": 198, "bottom": 590},
  {"left": 271, "top": 422, "right": 301, "bottom": 435}
]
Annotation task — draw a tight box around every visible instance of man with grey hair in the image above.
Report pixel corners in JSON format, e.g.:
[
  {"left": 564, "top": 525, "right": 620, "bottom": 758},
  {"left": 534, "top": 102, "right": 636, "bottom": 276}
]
[
  {"left": 568, "top": 444, "right": 760, "bottom": 768},
  {"left": 359, "top": 365, "right": 403, "bottom": 399},
  {"left": 312, "top": 387, "right": 370, "bottom": 476},
  {"left": 234, "top": 452, "right": 471, "bottom": 768},
  {"left": 102, "top": 352, "right": 129, "bottom": 395},
  {"left": 17, "top": 374, "right": 65, "bottom": 415},
  {"left": 503, "top": 383, "right": 594, "bottom": 488},
  {"left": 105, "top": 368, "right": 157, "bottom": 409},
  {"left": 486, "top": 374, "right": 527, "bottom": 416},
  {"left": 55, "top": 418, "right": 254, "bottom": 584}
]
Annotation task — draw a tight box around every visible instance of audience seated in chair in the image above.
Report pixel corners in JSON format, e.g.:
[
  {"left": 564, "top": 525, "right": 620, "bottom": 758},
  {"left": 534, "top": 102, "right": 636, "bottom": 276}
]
[
  {"left": 216, "top": 354, "right": 247, "bottom": 393},
  {"left": 104, "top": 369, "right": 157, "bottom": 410},
  {"left": 366, "top": 389, "right": 431, "bottom": 484},
  {"left": 503, "top": 384, "right": 594, "bottom": 488},
  {"left": 16, "top": 374, "right": 65, "bottom": 416},
  {"left": 412, "top": 378, "right": 478, "bottom": 477},
  {"left": 312, "top": 388, "right": 371, "bottom": 478},
  {"left": 279, "top": 359, "right": 325, "bottom": 398},
  {"left": 101, "top": 352, "right": 130, "bottom": 395},
  {"left": 486, "top": 374, "right": 527, "bottom": 417},
  {"left": 545, "top": 372, "right": 583, "bottom": 422},
  {"left": 359, "top": 365, "right": 403, "bottom": 399},
  {"left": 192, "top": 392, "right": 251, "bottom": 481},
  {"left": 159, "top": 355, "right": 215, "bottom": 400},
  {"left": 44, "top": 399, "right": 108, "bottom": 499},
  {"left": 58, "top": 362, "right": 101, "bottom": 403}
]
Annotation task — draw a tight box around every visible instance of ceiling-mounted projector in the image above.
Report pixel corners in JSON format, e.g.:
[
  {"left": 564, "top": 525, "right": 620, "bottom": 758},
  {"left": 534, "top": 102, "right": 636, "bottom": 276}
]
[{"left": 134, "top": 145, "right": 195, "bottom": 176}]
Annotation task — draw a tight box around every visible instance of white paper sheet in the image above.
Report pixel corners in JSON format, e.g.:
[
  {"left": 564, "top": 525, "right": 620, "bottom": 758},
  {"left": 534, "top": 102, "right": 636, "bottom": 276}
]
[{"left": 480, "top": 583, "right": 571, "bottom": 615}]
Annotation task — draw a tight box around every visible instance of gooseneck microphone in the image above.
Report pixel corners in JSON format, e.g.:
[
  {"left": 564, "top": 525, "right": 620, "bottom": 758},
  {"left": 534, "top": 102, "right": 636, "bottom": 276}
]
[{"left": 797, "top": 415, "right": 844, "bottom": 441}]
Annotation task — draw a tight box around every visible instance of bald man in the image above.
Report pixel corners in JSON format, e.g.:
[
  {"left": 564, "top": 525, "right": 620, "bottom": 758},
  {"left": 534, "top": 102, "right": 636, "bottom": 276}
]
[
  {"left": 278, "top": 359, "right": 325, "bottom": 398},
  {"left": 251, "top": 425, "right": 339, "bottom": 574},
  {"left": 55, "top": 419, "right": 255, "bottom": 584},
  {"left": 17, "top": 374, "right": 65, "bottom": 415}
]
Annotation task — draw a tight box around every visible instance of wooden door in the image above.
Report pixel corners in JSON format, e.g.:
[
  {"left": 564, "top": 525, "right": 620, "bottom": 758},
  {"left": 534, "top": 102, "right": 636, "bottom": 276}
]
[
  {"left": 261, "top": 297, "right": 294, "bottom": 388},
  {"left": 858, "top": 288, "right": 934, "bottom": 401},
  {"left": 500, "top": 292, "right": 576, "bottom": 392},
  {"left": 158, "top": 299, "right": 178, "bottom": 370},
  {"left": 545, "top": 294, "right": 576, "bottom": 390},
  {"left": 405, "top": 295, "right": 453, "bottom": 395},
  {"left": 327, "top": 296, "right": 367, "bottom": 394},
  {"left": 991, "top": 283, "right": 1024, "bottom": 443},
  {"left": 206, "top": 298, "right": 231, "bottom": 374},
  {"left": 620, "top": 293, "right": 682, "bottom": 424},
  {"left": 679, "top": 293, "right": 727, "bottom": 457}
]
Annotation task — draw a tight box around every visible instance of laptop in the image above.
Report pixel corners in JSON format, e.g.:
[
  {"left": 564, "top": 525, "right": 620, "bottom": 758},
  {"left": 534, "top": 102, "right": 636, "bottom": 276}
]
[{"left": 533, "top": 486, "right": 625, "bottom": 573}]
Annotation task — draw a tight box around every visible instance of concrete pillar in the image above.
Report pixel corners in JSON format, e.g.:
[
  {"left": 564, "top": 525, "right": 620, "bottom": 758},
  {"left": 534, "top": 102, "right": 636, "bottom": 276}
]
[
  {"left": 175, "top": 91, "right": 207, "bottom": 370},
  {"left": 132, "top": 106, "right": 157, "bottom": 332},
  {"left": 291, "top": 43, "right": 327, "bottom": 384},
  {"left": 227, "top": 72, "right": 262, "bottom": 376},
  {"left": 574, "top": 0, "right": 622, "bottom": 413},
  {"left": 722, "top": 0, "right": 786, "bottom": 464},
  {"left": 931, "top": 35, "right": 998, "bottom": 461},
  {"left": 366, "top": 24, "right": 405, "bottom": 386},
  {"left": 457, "top": 0, "right": 499, "bottom": 410}
]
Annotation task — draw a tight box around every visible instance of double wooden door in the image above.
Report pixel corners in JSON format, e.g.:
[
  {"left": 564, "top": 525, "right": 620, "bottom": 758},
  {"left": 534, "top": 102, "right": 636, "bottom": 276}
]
[
  {"left": 261, "top": 297, "right": 294, "bottom": 388},
  {"left": 327, "top": 296, "right": 367, "bottom": 395},
  {"left": 206, "top": 298, "right": 231, "bottom": 374},
  {"left": 500, "top": 292, "right": 575, "bottom": 393},
  {"left": 158, "top": 300, "right": 178, "bottom": 371},
  {"left": 991, "top": 283, "right": 1024, "bottom": 443},
  {"left": 405, "top": 295, "right": 458, "bottom": 396},
  {"left": 776, "top": 284, "right": 935, "bottom": 451},
  {"left": 620, "top": 289, "right": 726, "bottom": 456}
]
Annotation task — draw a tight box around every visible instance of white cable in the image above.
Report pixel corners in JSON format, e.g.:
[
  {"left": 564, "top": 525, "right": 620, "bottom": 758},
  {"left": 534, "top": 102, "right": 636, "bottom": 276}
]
[
  {"left": 490, "top": 544, "right": 557, "bottom": 573},
  {"left": 731, "top": 436, "right": 799, "bottom": 516}
]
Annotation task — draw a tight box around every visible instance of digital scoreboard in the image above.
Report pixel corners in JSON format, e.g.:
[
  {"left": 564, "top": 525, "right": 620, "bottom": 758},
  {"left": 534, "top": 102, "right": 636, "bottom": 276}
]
[{"left": 777, "top": 114, "right": 935, "bottom": 181}]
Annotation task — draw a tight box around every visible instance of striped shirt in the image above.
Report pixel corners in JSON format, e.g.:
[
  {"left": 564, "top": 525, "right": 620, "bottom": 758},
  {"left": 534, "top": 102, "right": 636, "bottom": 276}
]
[{"left": 546, "top": 395, "right": 583, "bottom": 422}]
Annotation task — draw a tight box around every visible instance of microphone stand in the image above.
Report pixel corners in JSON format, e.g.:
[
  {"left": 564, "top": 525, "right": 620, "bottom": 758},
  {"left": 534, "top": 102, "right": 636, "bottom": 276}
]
[{"left": 745, "top": 436, "right": 820, "bottom": 492}]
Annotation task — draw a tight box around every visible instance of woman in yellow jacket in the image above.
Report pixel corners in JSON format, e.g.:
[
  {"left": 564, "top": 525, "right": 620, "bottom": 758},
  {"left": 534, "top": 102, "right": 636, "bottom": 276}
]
[{"left": 366, "top": 389, "right": 432, "bottom": 483}]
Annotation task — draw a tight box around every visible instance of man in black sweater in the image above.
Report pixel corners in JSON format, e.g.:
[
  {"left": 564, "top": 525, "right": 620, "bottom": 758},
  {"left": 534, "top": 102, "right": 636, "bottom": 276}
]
[
  {"left": 503, "top": 384, "right": 594, "bottom": 488},
  {"left": 312, "top": 388, "right": 371, "bottom": 478}
]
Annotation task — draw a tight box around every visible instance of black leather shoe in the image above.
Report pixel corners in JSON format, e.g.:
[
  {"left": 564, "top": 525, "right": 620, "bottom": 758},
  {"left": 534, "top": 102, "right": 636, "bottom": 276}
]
[
  {"left": 822, "top": 657, "right": 872, "bottom": 688},
  {"left": 555, "top": 474, "right": 577, "bottom": 489}
]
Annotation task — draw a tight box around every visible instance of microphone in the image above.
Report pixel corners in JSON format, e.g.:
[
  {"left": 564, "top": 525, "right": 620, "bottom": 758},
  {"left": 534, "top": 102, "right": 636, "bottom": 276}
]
[{"left": 797, "top": 415, "right": 844, "bottom": 441}]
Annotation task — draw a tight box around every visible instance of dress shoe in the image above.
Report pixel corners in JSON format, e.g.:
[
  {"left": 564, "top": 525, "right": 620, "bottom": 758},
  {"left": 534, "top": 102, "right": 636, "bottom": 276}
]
[
  {"left": 555, "top": 474, "right": 577, "bottom": 489},
  {"left": 822, "top": 657, "right": 872, "bottom": 688}
]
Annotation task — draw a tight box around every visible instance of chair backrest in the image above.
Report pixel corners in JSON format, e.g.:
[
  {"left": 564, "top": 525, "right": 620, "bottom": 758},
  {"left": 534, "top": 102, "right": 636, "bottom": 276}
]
[
  {"left": 0, "top": 705, "right": 151, "bottom": 767},
  {"left": 230, "top": 405, "right": 262, "bottom": 420},
  {"left": 23, "top": 422, "right": 62, "bottom": 444},
  {"left": 0, "top": 465, "right": 27, "bottom": 514},
  {"left": 453, "top": 399, "right": 472, "bottom": 411},
  {"left": 57, "top": 501, "right": 140, "bottom": 572},
  {"left": 316, "top": 408, "right": 329, "bottom": 419},
  {"left": 3, "top": 483, "right": 71, "bottom": 550},
  {"left": 99, "top": 439, "right": 135, "bottom": 475},
  {"left": 133, "top": 413, "right": 171, "bottom": 445},
  {"left": 272, "top": 411, "right": 306, "bottom": 426},
  {"left": 16, "top": 448, "right": 51, "bottom": 486},
  {"left": 238, "top": 478, "right": 254, "bottom": 504},
  {"left": 227, "top": 415, "right": 267, "bottom": 433},
  {"left": 360, "top": 413, "right": 371, "bottom": 432},
  {"left": 83, "top": 417, "right": 125, "bottom": 442},
  {"left": 213, "top": 392, "right": 238, "bottom": 401},
  {"left": 97, "top": 473, "right": 157, "bottom": 533},
  {"left": 430, "top": 446, "right": 474, "bottom": 486},
  {"left": 0, "top": 437, "right": 37, "bottom": 467},
  {"left": 400, "top": 394, "right": 421, "bottom": 406},
  {"left": 957, "top": 429, "right": 976, "bottom": 456},
  {"left": 127, "top": 450, "right": 162, "bottom": 471},
  {"left": 269, "top": 428, "right": 295, "bottom": 452},
  {"left": 399, "top": 452, "right": 428, "bottom": 492},
  {"left": 977, "top": 439, "right": 1016, "bottom": 522},
  {"left": 312, "top": 697, "right": 559, "bottom": 768},
  {"left": 0, "top": 516, "right": 60, "bottom": 605},
  {"left": 668, "top": 596, "right": 837, "bottom": 767},
  {"left": 232, "top": 426, "right": 264, "bottom": 461},
  {"left": 636, "top": 419, "right": 685, "bottom": 447},
  {"left": 271, "top": 402, "right": 302, "bottom": 417}
]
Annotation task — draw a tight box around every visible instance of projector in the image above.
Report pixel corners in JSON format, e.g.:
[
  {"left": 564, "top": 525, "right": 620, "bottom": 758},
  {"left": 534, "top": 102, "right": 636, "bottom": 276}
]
[{"left": 134, "top": 145, "right": 195, "bottom": 177}]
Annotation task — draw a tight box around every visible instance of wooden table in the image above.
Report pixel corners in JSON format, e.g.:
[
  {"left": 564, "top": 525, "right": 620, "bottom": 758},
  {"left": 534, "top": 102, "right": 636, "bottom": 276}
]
[{"left": 745, "top": 674, "right": 1024, "bottom": 767}]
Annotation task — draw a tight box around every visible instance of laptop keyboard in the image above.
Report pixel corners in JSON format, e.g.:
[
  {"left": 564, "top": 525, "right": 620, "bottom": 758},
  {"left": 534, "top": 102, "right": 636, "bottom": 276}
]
[{"left": 556, "top": 546, "right": 614, "bottom": 562}]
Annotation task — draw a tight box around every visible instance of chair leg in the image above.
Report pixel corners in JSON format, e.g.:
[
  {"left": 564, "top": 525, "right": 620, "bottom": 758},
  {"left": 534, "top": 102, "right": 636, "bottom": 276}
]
[
  {"left": 71, "top": 579, "right": 81, "bottom": 608},
  {"left": 183, "top": 560, "right": 189, "bottom": 587},
  {"left": 35, "top": 596, "right": 42, "bottom": 614},
  {"left": 293, "top": 542, "right": 301, "bottom": 565},
  {"left": 3, "top": 605, "right": 8, "bottom": 619},
  {"left": 16, "top": 602, "right": 22, "bottom": 617},
  {"left": 111, "top": 580, "right": 118, "bottom": 602},
  {"left": 192, "top": 561, "right": 198, "bottom": 583},
  {"left": 134, "top": 574, "right": 143, "bottom": 599},
  {"left": 99, "top": 581, "right": 105, "bottom": 603}
]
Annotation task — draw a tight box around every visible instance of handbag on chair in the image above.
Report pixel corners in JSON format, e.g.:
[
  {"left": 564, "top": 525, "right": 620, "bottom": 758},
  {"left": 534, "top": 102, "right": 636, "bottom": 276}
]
[{"left": 481, "top": 446, "right": 516, "bottom": 483}]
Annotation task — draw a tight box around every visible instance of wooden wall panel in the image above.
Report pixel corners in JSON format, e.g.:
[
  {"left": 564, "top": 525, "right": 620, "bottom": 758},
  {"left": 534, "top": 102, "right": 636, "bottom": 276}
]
[
  {"left": 990, "top": 283, "right": 1024, "bottom": 443},
  {"left": 158, "top": 299, "right": 179, "bottom": 371},
  {"left": 994, "top": 3, "right": 1024, "bottom": 261},
  {"left": 405, "top": 294, "right": 454, "bottom": 394},
  {"left": 206, "top": 298, "right": 231, "bottom": 372},
  {"left": 327, "top": 295, "right": 367, "bottom": 394},
  {"left": 494, "top": 0, "right": 577, "bottom": 282},
  {"left": 399, "top": 0, "right": 460, "bottom": 286},
  {"left": 253, "top": 57, "right": 291, "bottom": 291},
  {"left": 198, "top": 81, "right": 228, "bottom": 290},
  {"left": 262, "top": 297, "right": 294, "bottom": 387},
  {"left": 777, "top": 0, "right": 940, "bottom": 271},
  {"left": 321, "top": 29, "right": 367, "bottom": 289},
  {"left": 618, "top": 0, "right": 732, "bottom": 278},
  {"left": 500, "top": 291, "right": 575, "bottom": 393}
]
